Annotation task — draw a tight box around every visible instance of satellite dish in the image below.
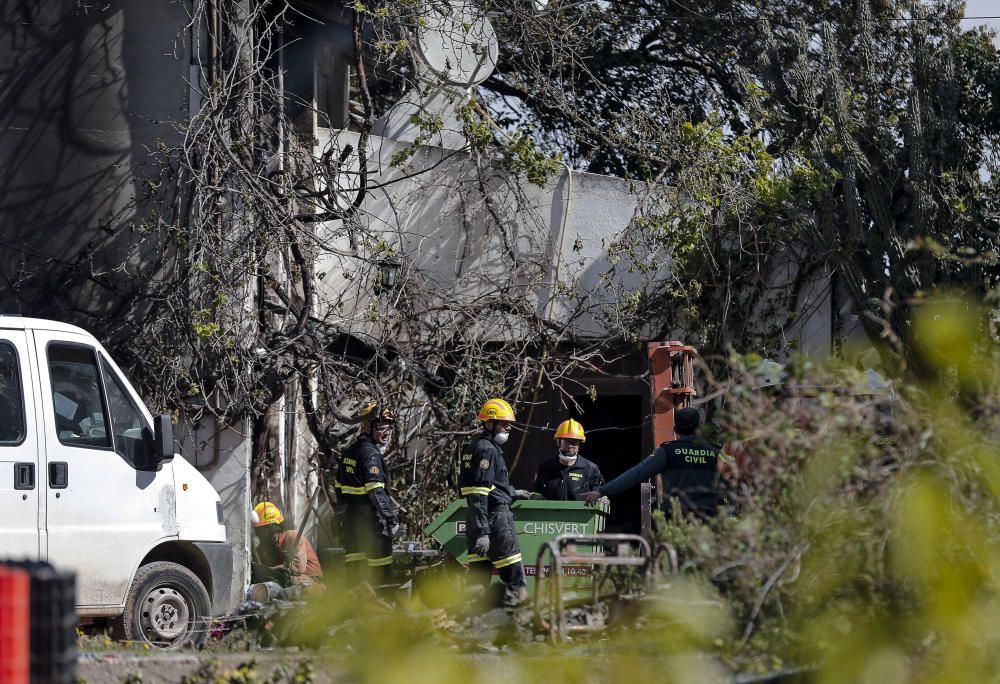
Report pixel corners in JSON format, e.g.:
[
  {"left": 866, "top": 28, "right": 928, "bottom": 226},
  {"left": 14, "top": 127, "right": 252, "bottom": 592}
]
[
  {"left": 416, "top": 2, "right": 498, "bottom": 87},
  {"left": 374, "top": 2, "right": 500, "bottom": 148}
]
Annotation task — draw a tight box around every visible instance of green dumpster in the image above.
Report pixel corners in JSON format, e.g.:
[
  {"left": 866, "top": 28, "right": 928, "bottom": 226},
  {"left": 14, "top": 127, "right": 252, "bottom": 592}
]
[{"left": 423, "top": 499, "right": 609, "bottom": 595}]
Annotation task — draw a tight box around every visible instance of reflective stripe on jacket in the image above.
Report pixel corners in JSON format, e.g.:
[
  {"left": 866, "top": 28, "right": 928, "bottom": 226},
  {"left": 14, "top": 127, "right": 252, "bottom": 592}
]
[
  {"left": 337, "top": 434, "right": 398, "bottom": 529},
  {"left": 459, "top": 432, "right": 515, "bottom": 539}
]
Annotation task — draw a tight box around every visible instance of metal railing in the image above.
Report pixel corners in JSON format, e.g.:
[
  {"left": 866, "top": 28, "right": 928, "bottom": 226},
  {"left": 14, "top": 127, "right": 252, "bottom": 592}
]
[{"left": 532, "top": 533, "right": 652, "bottom": 641}]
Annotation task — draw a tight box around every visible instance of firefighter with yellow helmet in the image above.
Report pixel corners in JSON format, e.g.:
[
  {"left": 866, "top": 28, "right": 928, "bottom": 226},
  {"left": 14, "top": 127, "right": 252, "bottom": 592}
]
[
  {"left": 459, "top": 398, "right": 530, "bottom": 606},
  {"left": 251, "top": 501, "right": 324, "bottom": 591},
  {"left": 532, "top": 419, "right": 605, "bottom": 501},
  {"left": 337, "top": 403, "right": 401, "bottom": 588}
]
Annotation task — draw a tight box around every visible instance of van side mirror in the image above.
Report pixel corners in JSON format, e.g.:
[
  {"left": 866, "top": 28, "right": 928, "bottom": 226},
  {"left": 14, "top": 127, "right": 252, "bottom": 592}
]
[
  {"left": 136, "top": 414, "right": 174, "bottom": 471},
  {"left": 153, "top": 414, "right": 175, "bottom": 464}
]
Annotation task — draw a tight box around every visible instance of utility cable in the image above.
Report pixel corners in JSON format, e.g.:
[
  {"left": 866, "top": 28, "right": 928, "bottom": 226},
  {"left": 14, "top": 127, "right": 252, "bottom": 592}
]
[{"left": 510, "top": 160, "right": 573, "bottom": 475}]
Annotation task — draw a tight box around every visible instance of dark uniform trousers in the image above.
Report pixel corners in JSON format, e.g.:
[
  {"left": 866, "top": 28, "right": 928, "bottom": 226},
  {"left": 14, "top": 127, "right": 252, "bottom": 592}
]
[
  {"left": 342, "top": 496, "right": 394, "bottom": 586},
  {"left": 466, "top": 505, "right": 525, "bottom": 601}
]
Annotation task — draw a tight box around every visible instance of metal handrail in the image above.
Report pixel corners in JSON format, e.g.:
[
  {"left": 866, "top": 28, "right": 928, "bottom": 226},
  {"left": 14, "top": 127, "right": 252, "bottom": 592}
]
[{"left": 533, "top": 533, "right": 652, "bottom": 641}]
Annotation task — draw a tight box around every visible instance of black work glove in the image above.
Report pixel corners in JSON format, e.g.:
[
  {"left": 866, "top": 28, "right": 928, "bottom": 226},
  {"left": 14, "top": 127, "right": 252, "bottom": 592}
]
[{"left": 472, "top": 535, "right": 490, "bottom": 556}]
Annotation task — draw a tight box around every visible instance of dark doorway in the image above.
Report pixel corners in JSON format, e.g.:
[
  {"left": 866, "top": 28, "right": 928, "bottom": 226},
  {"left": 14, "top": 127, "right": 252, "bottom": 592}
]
[{"left": 570, "top": 394, "right": 643, "bottom": 534}]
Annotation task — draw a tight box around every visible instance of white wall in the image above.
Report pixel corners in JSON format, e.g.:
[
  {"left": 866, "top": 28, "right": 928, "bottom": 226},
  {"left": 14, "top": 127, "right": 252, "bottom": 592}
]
[
  {"left": 310, "top": 129, "right": 672, "bottom": 340},
  {"left": 176, "top": 416, "right": 252, "bottom": 609}
]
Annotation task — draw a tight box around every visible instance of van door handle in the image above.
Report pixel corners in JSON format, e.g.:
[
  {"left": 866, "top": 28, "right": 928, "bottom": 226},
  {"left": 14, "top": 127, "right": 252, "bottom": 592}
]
[
  {"left": 14, "top": 463, "right": 34, "bottom": 490},
  {"left": 49, "top": 462, "right": 68, "bottom": 489}
]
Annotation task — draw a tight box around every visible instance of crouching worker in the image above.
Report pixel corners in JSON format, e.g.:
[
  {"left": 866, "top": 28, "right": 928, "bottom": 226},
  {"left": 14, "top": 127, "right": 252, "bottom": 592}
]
[
  {"left": 338, "top": 403, "right": 401, "bottom": 589},
  {"left": 460, "top": 398, "right": 530, "bottom": 608},
  {"left": 252, "top": 501, "right": 325, "bottom": 594}
]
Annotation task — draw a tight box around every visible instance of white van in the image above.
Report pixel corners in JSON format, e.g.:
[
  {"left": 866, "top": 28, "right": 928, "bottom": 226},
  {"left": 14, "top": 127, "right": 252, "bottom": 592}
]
[{"left": 0, "top": 317, "right": 230, "bottom": 647}]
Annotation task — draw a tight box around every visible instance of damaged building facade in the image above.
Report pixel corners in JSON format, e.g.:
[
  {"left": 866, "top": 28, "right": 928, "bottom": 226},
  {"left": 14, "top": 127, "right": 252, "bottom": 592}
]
[{"left": 0, "top": 0, "right": 841, "bottom": 603}]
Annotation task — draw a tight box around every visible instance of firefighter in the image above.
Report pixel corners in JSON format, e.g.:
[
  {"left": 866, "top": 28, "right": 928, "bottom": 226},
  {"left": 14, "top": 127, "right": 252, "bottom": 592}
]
[
  {"left": 251, "top": 501, "right": 324, "bottom": 592},
  {"left": 460, "top": 398, "right": 530, "bottom": 607},
  {"left": 583, "top": 407, "right": 723, "bottom": 518},
  {"left": 337, "top": 403, "right": 401, "bottom": 587},
  {"left": 532, "top": 419, "right": 604, "bottom": 501}
]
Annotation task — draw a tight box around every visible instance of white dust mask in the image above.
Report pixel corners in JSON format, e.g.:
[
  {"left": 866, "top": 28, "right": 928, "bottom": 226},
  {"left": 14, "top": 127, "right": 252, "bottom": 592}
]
[
  {"left": 493, "top": 431, "right": 510, "bottom": 446},
  {"left": 558, "top": 452, "right": 577, "bottom": 466}
]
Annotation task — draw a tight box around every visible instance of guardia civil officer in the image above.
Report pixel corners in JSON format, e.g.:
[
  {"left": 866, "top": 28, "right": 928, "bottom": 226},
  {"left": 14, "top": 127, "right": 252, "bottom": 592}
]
[
  {"left": 460, "top": 398, "right": 530, "bottom": 607},
  {"left": 338, "top": 404, "right": 401, "bottom": 587},
  {"left": 583, "top": 407, "right": 722, "bottom": 518},
  {"left": 532, "top": 419, "right": 604, "bottom": 501}
]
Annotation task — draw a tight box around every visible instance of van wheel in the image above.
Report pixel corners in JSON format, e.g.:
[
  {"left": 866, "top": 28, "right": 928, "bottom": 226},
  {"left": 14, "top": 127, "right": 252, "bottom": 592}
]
[{"left": 117, "top": 561, "right": 210, "bottom": 648}]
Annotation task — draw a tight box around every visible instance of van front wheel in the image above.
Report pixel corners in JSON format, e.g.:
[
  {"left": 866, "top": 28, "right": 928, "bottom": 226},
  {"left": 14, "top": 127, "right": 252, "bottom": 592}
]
[{"left": 117, "top": 561, "right": 211, "bottom": 648}]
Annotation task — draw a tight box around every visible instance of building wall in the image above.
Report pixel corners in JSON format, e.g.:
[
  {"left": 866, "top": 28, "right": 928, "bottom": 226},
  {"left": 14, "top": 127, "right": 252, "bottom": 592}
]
[
  {"left": 0, "top": 0, "right": 252, "bottom": 606},
  {"left": 310, "top": 128, "right": 671, "bottom": 342},
  {"left": 0, "top": 0, "right": 190, "bottom": 319},
  {"left": 300, "top": 127, "right": 670, "bottom": 535},
  {"left": 176, "top": 417, "right": 252, "bottom": 612}
]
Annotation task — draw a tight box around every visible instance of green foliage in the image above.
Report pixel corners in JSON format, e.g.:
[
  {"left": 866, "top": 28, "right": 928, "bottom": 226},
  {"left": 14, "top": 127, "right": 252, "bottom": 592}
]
[
  {"left": 455, "top": 100, "right": 492, "bottom": 151},
  {"left": 487, "top": 0, "right": 1000, "bottom": 365},
  {"left": 390, "top": 113, "right": 444, "bottom": 167},
  {"left": 502, "top": 131, "right": 562, "bottom": 187},
  {"left": 177, "top": 660, "right": 314, "bottom": 684},
  {"left": 374, "top": 39, "right": 409, "bottom": 57},
  {"left": 192, "top": 310, "right": 221, "bottom": 339},
  {"left": 642, "top": 295, "right": 1000, "bottom": 679}
]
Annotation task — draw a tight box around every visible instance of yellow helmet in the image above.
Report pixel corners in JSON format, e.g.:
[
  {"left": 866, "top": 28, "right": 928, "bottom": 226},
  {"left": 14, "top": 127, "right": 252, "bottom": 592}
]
[
  {"left": 253, "top": 501, "right": 284, "bottom": 527},
  {"left": 554, "top": 419, "right": 586, "bottom": 443},
  {"left": 478, "top": 398, "right": 516, "bottom": 422}
]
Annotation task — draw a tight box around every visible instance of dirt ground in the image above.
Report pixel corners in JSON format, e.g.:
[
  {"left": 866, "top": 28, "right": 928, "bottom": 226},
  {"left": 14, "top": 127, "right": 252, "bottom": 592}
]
[
  {"left": 76, "top": 651, "right": 340, "bottom": 684},
  {"left": 75, "top": 651, "right": 524, "bottom": 684}
]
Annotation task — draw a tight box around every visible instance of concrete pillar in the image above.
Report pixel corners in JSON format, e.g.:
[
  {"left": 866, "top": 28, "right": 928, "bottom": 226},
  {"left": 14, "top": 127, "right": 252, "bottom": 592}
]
[{"left": 176, "top": 416, "right": 252, "bottom": 612}]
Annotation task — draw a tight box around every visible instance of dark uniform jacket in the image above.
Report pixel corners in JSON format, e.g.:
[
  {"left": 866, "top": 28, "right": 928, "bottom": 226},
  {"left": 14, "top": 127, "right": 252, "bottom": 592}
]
[
  {"left": 459, "top": 431, "right": 516, "bottom": 540},
  {"left": 599, "top": 435, "right": 722, "bottom": 516},
  {"left": 533, "top": 455, "right": 604, "bottom": 501},
  {"left": 338, "top": 434, "right": 398, "bottom": 532}
]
